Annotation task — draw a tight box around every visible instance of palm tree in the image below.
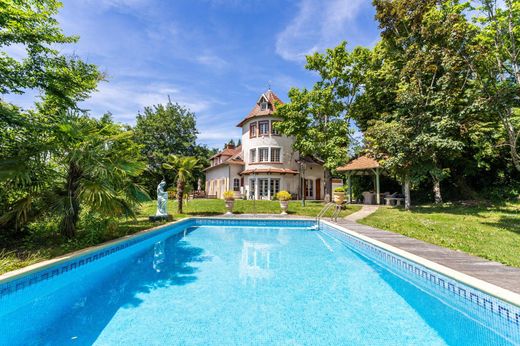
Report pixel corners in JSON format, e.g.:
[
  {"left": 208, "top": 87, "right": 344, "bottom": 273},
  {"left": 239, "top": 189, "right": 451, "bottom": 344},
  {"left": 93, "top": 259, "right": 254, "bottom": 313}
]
[
  {"left": 163, "top": 155, "right": 202, "bottom": 214},
  {"left": 0, "top": 111, "right": 148, "bottom": 238}
]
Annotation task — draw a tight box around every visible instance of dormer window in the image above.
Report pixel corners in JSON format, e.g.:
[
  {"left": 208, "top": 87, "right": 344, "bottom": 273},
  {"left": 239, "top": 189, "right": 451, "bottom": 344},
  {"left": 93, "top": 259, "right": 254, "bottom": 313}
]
[{"left": 260, "top": 101, "right": 268, "bottom": 111}]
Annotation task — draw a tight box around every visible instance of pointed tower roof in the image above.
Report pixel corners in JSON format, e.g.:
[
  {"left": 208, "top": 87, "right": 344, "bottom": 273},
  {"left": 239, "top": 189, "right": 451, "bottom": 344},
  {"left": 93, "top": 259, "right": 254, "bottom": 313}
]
[{"left": 236, "top": 90, "right": 284, "bottom": 127}]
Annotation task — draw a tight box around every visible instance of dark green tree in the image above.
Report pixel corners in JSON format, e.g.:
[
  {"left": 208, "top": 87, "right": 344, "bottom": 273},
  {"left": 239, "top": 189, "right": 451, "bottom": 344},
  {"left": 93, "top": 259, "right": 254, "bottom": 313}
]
[{"left": 134, "top": 99, "right": 198, "bottom": 192}]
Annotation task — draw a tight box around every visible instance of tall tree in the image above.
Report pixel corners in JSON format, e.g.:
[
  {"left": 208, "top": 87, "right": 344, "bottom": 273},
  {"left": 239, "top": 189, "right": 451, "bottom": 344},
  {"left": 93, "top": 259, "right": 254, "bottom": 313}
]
[
  {"left": 163, "top": 155, "right": 202, "bottom": 214},
  {"left": 356, "top": 0, "right": 474, "bottom": 205},
  {"left": 275, "top": 42, "right": 366, "bottom": 200},
  {"left": 467, "top": 0, "right": 520, "bottom": 172},
  {"left": 134, "top": 99, "right": 198, "bottom": 191}
]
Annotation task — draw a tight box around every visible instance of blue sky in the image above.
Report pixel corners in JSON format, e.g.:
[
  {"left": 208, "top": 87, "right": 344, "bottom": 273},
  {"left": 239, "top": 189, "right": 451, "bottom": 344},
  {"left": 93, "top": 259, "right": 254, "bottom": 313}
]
[{"left": 5, "top": 0, "right": 380, "bottom": 148}]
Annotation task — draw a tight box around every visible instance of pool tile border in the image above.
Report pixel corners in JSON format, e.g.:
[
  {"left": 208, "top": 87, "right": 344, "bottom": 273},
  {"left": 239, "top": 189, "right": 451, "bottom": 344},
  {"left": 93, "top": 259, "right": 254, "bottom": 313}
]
[
  {"left": 321, "top": 220, "right": 520, "bottom": 339},
  {"left": 0, "top": 218, "right": 315, "bottom": 299},
  {"left": 1, "top": 216, "right": 519, "bottom": 341}
]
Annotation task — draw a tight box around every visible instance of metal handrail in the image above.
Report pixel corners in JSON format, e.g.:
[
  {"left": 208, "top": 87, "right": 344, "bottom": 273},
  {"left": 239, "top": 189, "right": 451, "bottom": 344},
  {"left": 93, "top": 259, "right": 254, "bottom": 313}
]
[
  {"left": 315, "top": 202, "right": 335, "bottom": 229},
  {"left": 331, "top": 204, "right": 342, "bottom": 222}
]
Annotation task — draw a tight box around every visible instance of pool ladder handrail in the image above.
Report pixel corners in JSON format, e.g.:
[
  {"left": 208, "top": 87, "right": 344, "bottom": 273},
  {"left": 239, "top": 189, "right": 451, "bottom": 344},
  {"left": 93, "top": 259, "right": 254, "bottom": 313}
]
[
  {"left": 315, "top": 202, "right": 335, "bottom": 229},
  {"left": 331, "top": 204, "right": 342, "bottom": 222}
]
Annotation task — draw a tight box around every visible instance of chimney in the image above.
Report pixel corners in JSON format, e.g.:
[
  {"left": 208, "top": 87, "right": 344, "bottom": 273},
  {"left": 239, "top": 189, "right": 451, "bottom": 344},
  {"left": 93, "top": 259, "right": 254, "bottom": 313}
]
[{"left": 226, "top": 143, "right": 235, "bottom": 149}]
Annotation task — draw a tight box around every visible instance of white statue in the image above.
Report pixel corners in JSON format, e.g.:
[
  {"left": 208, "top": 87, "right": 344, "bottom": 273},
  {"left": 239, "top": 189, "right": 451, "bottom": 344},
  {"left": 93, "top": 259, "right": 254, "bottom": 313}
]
[{"left": 156, "top": 180, "right": 168, "bottom": 216}]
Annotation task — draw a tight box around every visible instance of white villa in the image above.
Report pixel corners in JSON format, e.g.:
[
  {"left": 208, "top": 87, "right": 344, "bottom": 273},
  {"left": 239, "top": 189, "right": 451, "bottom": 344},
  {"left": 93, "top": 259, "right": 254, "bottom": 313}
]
[{"left": 204, "top": 90, "right": 325, "bottom": 200}]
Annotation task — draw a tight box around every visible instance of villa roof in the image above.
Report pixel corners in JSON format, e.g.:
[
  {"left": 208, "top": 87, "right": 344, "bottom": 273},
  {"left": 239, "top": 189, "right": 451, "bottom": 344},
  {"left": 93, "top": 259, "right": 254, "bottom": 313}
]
[
  {"left": 236, "top": 90, "right": 284, "bottom": 127},
  {"left": 239, "top": 168, "right": 299, "bottom": 175},
  {"left": 204, "top": 146, "right": 244, "bottom": 171},
  {"left": 209, "top": 146, "right": 240, "bottom": 160},
  {"left": 336, "top": 155, "right": 381, "bottom": 171}
]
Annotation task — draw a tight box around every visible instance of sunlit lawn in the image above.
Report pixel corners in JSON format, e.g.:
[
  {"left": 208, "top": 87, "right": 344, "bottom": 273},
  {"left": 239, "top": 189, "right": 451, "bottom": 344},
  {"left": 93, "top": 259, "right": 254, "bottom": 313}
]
[
  {"left": 360, "top": 202, "right": 520, "bottom": 268},
  {"left": 1, "top": 199, "right": 360, "bottom": 274}
]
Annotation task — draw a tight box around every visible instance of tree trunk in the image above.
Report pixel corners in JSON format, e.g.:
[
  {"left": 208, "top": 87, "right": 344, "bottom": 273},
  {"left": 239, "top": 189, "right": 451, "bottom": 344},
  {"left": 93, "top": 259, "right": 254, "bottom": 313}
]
[
  {"left": 501, "top": 111, "right": 520, "bottom": 172},
  {"left": 324, "top": 168, "right": 332, "bottom": 202},
  {"left": 404, "top": 175, "right": 411, "bottom": 210},
  {"left": 177, "top": 180, "right": 185, "bottom": 214},
  {"left": 432, "top": 175, "right": 442, "bottom": 204},
  {"left": 61, "top": 162, "right": 82, "bottom": 238}
]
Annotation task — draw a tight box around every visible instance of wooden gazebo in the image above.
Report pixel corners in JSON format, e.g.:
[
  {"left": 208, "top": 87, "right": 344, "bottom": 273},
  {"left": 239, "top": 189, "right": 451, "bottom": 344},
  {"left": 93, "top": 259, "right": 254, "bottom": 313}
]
[{"left": 336, "top": 155, "right": 382, "bottom": 204}]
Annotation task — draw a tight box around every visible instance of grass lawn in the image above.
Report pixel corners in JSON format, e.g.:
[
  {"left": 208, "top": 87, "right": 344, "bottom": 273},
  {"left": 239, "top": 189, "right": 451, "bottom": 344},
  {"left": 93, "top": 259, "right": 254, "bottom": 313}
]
[
  {"left": 359, "top": 202, "right": 520, "bottom": 268},
  {"left": 0, "top": 199, "right": 360, "bottom": 275}
]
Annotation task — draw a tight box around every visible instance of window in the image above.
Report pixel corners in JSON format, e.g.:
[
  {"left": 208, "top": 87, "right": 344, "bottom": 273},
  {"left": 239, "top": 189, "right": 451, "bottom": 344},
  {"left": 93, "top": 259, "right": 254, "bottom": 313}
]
[
  {"left": 249, "top": 179, "right": 256, "bottom": 199},
  {"left": 259, "top": 179, "right": 269, "bottom": 197},
  {"left": 250, "top": 149, "right": 256, "bottom": 163},
  {"left": 271, "top": 121, "right": 281, "bottom": 135},
  {"left": 260, "top": 101, "right": 268, "bottom": 111},
  {"left": 258, "top": 121, "right": 269, "bottom": 136},
  {"left": 270, "top": 179, "right": 280, "bottom": 197},
  {"left": 249, "top": 122, "right": 257, "bottom": 138},
  {"left": 233, "top": 178, "right": 240, "bottom": 191},
  {"left": 305, "top": 179, "right": 314, "bottom": 198},
  {"left": 259, "top": 147, "right": 269, "bottom": 162},
  {"left": 271, "top": 148, "right": 281, "bottom": 162}
]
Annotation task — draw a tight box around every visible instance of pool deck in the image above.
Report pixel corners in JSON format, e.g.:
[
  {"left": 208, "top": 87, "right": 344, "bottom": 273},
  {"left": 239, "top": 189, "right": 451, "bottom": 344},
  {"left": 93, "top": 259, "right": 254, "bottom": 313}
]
[{"left": 333, "top": 218, "right": 520, "bottom": 295}]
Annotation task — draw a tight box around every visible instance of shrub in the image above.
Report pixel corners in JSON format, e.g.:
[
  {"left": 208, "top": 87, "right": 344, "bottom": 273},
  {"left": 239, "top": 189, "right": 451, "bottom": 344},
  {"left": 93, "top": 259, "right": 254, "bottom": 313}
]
[
  {"left": 223, "top": 191, "right": 235, "bottom": 200},
  {"left": 276, "top": 190, "right": 292, "bottom": 201},
  {"left": 334, "top": 187, "right": 345, "bottom": 192}
]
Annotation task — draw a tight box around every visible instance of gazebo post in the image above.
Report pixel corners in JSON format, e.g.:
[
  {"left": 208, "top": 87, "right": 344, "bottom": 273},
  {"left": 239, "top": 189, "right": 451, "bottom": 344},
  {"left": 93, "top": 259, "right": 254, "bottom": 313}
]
[
  {"left": 375, "top": 168, "right": 380, "bottom": 205},
  {"left": 347, "top": 173, "right": 352, "bottom": 203}
]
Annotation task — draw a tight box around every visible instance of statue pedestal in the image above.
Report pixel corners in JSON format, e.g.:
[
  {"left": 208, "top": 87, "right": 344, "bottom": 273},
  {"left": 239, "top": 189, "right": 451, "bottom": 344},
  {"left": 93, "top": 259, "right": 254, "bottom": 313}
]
[{"left": 148, "top": 215, "right": 173, "bottom": 222}]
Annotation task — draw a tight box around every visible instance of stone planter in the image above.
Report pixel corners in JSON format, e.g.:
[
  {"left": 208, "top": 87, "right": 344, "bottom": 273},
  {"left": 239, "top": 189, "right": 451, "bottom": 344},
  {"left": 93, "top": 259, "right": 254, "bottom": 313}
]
[
  {"left": 225, "top": 199, "right": 234, "bottom": 215},
  {"left": 279, "top": 200, "right": 289, "bottom": 215},
  {"left": 333, "top": 192, "right": 345, "bottom": 205}
]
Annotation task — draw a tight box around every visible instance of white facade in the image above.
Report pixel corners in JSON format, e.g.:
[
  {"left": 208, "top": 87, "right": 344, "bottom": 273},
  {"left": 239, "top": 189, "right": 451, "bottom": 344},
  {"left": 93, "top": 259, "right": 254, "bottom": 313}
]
[{"left": 204, "top": 90, "right": 325, "bottom": 200}]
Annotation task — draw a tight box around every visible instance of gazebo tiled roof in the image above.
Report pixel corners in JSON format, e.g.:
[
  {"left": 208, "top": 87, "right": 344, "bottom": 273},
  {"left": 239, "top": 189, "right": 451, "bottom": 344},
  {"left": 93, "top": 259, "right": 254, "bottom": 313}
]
[{"left": 336, "top": 155, "right": 380, "bottom": 172}]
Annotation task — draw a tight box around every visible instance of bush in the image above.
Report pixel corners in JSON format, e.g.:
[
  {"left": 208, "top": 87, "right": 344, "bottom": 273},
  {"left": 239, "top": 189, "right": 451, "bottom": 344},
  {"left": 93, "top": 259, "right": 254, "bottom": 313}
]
[
  {"left": 223, "top": 191, "right": 235, "bottom": 200},
  {"left": 276, "top": 191, "right": 292, "bottom": 201},
  {"left": 334, "top": 187, "right": 345, "bottom": 192}
]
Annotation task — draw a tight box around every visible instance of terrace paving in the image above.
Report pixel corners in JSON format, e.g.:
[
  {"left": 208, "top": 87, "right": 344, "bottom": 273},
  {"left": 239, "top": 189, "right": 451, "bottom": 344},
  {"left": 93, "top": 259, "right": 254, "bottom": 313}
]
[{"left": 334, "top": 218, "right": 520, "bottom": 295}]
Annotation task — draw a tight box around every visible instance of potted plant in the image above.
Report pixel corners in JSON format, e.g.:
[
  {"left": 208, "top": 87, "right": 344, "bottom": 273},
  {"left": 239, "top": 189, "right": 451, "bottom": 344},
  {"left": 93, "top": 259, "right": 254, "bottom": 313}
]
[
  {"left": 276, "top": 190, "right": 291, "bottom": 215},
  {"left": 333, "top": 187, "right": 346, "bottom": 205},
  {"left": 223, "top": 191, "right": 235, "bottom": 215}
]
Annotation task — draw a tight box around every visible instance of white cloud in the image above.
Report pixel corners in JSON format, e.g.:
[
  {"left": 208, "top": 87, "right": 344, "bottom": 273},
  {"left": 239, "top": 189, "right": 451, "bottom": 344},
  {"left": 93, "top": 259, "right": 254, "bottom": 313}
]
[
  {"left": 73, "top": 0, "right": 148, "bottom": 10},
  {"left": 196, "top": 54, "right": 229, "bottom": 71},
  {"left": 81, "top": 81, "right": 212, "bottom": 123},
  {"left": 275, "top": 0, "right": 366, "bottom": 62}
]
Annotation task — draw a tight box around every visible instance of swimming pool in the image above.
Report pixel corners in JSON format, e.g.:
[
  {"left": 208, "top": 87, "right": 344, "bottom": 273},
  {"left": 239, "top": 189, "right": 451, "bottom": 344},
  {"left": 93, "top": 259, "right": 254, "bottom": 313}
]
[{"left": 0, "top": 218, "right": 519, "bottom": 345}]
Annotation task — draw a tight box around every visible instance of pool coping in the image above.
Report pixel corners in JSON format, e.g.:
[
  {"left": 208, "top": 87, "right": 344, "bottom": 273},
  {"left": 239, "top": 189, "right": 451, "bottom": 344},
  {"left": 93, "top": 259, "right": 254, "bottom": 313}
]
[
  {"left": 322, "top": 219, "right": 520, "bottom": 309},
  {"left": 1, "top": 216, "right": 519, "bottom": 309},
  {"left": 0, "top": 218, "right": 188, "bottom": 285}
]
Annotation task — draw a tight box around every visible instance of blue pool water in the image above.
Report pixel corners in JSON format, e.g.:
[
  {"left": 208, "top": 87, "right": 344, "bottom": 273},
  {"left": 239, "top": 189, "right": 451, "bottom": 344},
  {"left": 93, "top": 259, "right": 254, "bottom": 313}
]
[{"left": 0, "top": 220, "right": 518, "bottom": 345}]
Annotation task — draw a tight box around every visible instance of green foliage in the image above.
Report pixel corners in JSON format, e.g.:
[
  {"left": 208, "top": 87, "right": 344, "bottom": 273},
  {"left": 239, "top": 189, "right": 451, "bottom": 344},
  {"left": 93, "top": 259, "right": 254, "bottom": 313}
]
[
  {"left": 276, "top": 42, "right": 365, "bottom": 172},
  {"left": 275, "top": 190, "right": 292, "bottom": 201},
  {"left": 162, "top": 155, "right": 202, "bottom": 213},
  {"left": 0, "top": 0, "right": 102, "bottom": 106},
  {"left": 0, "top": 110, "right": 149, "bottom": 237},
  {"left": 334, "top": 187, "right": 345, "bottom": 192},
  {"left": 134, "top": 99, "right": 199, "bottom": 188}
]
